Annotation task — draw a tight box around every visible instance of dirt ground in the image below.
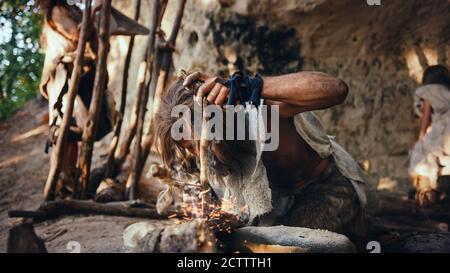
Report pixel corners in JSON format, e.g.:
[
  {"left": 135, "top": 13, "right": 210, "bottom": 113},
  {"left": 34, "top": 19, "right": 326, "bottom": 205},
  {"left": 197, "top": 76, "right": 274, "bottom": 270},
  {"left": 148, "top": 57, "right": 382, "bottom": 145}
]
[
  {"left": 1, "top": 99, "right": 449, "bottom": 253},
  {"left": 0, "top": 99, "right": 49, "bottom": 251},
  {"left": 0, "top": 99, "right": 167, "bottom": 253}
]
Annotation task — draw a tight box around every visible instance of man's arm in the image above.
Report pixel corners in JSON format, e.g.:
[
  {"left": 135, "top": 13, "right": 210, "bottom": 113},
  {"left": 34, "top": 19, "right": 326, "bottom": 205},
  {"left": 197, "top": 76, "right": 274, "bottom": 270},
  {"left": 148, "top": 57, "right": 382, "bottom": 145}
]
[
  {"left": 183, "top": 71, "right": 349, "bottom": 117},
  {"left": 418, "top": 99, "right": 432, "bottom": 140},
  {"left": 262, "top": 72, "right": 348, "bottom": 114}
]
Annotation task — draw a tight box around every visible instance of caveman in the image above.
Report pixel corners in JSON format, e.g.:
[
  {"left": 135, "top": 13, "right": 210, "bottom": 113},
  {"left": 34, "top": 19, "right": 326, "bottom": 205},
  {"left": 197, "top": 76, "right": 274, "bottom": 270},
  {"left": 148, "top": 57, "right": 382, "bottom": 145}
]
[
  {"left": 38, "top": 0, "right": 148, "bottom": 196},
  {"left": 154, "top": 70, "right": 368, "bottom": 243}
]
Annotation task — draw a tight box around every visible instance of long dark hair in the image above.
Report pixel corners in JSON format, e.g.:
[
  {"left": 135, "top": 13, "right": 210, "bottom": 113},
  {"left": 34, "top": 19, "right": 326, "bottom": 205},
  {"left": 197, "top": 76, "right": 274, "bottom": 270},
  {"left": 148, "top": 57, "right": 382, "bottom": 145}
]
[
  {"left": 422, "top": 65, "right": 450, "bottom": 89},
  {"left": 154, "top": 76, "right": 257, "bottom": 184}
]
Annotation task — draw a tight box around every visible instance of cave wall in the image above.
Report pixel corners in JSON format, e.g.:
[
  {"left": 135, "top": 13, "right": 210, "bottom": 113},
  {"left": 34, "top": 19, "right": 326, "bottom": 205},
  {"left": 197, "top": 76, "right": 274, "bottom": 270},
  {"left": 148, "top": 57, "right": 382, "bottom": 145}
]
[{"left": 107, "top": 0, "right": 450, "bottom": 193}]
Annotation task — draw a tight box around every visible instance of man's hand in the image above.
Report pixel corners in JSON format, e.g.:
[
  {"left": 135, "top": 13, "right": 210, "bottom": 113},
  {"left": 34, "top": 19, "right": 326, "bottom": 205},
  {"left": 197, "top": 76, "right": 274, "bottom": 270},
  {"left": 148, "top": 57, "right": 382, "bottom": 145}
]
[
  {"left": 183, "top": 71, "right": 349, "bottom": 117},
  {"left": 183, "top": 72, "right": 229, "bottom": 105}
]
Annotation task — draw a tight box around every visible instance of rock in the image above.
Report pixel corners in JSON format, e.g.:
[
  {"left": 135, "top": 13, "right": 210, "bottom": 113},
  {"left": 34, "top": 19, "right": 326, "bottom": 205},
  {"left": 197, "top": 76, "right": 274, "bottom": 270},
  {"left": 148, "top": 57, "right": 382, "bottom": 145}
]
[
  {"left": 7, "top": 223, "right": 47, "bottom": 253},
  {"left": 159, "top": 220, "right": 215, "bottom": 253},
  {"left": 124, "top": 220, "right": 216, "bottom": 253},
  {"left": 231, "top": 225, "right": 356, "bottom": 253},
  {"left": 95, "top": 178, "right": 125, "bottom": 203},
  {"left": 136, "top": 227, "right": 163, "bottom": 253},
  {"left": 123, "top": 222, "right": 160, "bottom": 249},
  {"left": 88, "top": 165, "right": 108, "bottom": 195}
]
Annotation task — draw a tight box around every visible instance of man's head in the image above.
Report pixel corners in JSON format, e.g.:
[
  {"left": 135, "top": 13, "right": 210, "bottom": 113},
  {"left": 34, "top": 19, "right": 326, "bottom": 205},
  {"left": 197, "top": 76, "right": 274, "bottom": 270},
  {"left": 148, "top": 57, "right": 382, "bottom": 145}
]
[{"left": 154, "top": 75, "right": 256, "bottom": 180}]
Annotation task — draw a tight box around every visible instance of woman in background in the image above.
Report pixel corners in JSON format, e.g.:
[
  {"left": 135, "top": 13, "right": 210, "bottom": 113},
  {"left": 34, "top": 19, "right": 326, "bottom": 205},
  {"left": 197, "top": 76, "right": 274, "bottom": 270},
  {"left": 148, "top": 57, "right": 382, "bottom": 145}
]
[{"left": 409, "top": 65, "right": 450, "bottom": 206}]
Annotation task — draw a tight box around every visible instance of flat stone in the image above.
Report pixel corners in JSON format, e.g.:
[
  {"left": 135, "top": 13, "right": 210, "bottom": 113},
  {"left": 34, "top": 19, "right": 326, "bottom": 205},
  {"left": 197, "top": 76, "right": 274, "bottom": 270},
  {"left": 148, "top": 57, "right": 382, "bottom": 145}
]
[
  {"left": 159, "top": 220, "right": 215, "bottom": 253},
  {"left": 123, "top": 220, "right": 215, "bottom": 253},
  {"left": 136, "top": 228, "right": 163, "bottom": 253},
  {"left": 123, "top": 222, "right": 162, "bottom": 249},
  {"left": 231, "top": 225, "right": 356, "bottom": 253}
]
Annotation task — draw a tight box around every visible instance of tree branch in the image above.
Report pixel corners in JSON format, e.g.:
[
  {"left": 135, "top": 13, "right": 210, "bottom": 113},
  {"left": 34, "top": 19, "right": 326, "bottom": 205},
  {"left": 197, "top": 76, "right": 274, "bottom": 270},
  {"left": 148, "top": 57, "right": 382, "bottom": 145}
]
[
  {"left": 104, "top": 0, "right": 142, "bottom": 179},
  {"left": 78, "top": 0, "right": 112, "bottom": 199},
  {"left": 43, "top": 0, "right": 93, "bottom": 201}
]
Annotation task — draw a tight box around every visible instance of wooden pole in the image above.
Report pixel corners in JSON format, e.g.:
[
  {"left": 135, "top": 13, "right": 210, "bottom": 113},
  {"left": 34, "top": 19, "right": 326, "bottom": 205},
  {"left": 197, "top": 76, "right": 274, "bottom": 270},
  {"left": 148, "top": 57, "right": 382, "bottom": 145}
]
[
  {"left": 199, "top": 98, "right": 212, "bottom": 218},
  {"left": 8, "top": 200, "right": 182, "bottom": 221},
  {"left": 114, "top": 0, "right": 167, "bottom": 176},
  {"left": 105, "top": 0, "right": 142, "bottom": 179},
  {"left": 78, "top": 0, "right": 112, "bottom": 199},
  {"left": 126, "top": 0, "right": 162, "bottom": 200},
  {"left": 123, "top": 38, "right": 162, "bottom": 194},
  {"left": 137, "top": 0, "right": 187, "bottom": 183},
  {"left": 43, "top": 0, "right": 92, "bottom": 201},
  {"left": 153, "top": 0, "right": 187, "bottom": 117}
]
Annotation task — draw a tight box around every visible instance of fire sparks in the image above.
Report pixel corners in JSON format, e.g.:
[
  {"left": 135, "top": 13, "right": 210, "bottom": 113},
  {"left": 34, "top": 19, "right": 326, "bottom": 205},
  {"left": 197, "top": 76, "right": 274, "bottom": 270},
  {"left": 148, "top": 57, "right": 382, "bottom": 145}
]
[{"left": 173, "top": 197, "right": 246, "bottom": 234}]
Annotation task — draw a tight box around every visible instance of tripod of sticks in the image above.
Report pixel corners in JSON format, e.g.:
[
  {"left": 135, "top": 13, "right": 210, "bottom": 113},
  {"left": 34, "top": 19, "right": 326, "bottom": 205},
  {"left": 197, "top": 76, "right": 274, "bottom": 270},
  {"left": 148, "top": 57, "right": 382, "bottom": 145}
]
[{"left": 12, "top": 0, "right": 213, "bottom": 222}]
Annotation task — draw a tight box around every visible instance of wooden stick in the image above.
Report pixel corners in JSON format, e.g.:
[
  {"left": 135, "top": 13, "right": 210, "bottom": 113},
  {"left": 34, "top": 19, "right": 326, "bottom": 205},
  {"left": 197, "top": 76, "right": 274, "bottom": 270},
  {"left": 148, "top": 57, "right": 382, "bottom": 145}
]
[
  {"left": 114, "top": 0, "right": 167, "bottom": 176},
  {"left": 9, "top": 211, "right": 45, "bottom": 219},
  {"left": 126, "top": 0, "right": 162, "bottom": 200},
  {"left": 113, "top": 83, "right": 141, "bottom": 173},
  {"left": 199, "top": 98, "right": 212, "bottom": 218},
  {"left": 78, "top": 0, "right": 112, "bottom": 199},
  {"left": 123, "top": 34, "right": 165, "bottom": 195},
  {"left": 153, "top": 0, "right": 187, "bottom": 117},
  {"left": 43, "top": 0, "right": 92, "bottom": 201},
  {"left": 105, "top": 0, "right": 142, "bottom": 179},
  {"left": 138, "top": 0, "right": 187, "bottom": 179},
  {"left": 126, "top": 38, "right": 166, "bottom": 190},
  {"left": 8, "top": 200, "right": 181, "bottom": 222},
  {"left": 123, "top": 37, "right": 163, "bottom": 193}
]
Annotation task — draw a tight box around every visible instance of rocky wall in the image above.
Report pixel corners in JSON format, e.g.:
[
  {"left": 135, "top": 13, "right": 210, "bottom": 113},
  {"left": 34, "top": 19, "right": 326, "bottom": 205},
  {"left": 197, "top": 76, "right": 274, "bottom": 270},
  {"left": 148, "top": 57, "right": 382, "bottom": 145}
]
[{"left": 107, "top": 0, "right": 450, "bottom": 196}]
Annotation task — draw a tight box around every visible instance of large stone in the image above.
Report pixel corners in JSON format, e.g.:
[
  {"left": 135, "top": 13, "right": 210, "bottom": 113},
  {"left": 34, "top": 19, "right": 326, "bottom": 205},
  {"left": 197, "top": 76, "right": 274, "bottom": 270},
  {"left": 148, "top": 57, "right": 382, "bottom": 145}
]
[
  {"left": 123, "top": 222, "right": 163, "bottom": 249},
  {"left": 123, "top": 220, "right": 216, "bottom": 253},
  {"left": 159, "top": 220, "right": 215, "bottom": 253},
  {"left": 231, "top": 225, "right": 356, "bottom": 253},
  {"left": 7, "top": 223, "right": 47, "bottom": 253}
]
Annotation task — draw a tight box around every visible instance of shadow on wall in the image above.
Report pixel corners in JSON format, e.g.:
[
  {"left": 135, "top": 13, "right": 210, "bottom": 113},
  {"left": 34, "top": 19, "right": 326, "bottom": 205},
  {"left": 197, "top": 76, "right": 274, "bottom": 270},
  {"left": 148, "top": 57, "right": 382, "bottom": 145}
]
[{"left": 208, "top": 10, "right": 303, "bottom": 76}]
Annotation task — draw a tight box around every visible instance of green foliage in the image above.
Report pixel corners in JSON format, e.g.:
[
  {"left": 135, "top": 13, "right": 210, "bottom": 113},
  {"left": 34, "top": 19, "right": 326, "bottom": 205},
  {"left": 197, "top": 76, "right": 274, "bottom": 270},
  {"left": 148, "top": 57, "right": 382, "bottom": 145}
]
[{"left": 0, "top": 0, "right": 44, "bottom": 121}]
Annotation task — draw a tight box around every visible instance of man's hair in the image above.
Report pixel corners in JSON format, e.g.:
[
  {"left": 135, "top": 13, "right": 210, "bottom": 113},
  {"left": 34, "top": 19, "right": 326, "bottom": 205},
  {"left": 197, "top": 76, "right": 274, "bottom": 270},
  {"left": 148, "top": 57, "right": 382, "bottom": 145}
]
[
  {"left": 422, "top": 65, "right": 450, "bottom": 89},
  {"left": 154, "top": 76, "right": 256, "bottom": 182}
]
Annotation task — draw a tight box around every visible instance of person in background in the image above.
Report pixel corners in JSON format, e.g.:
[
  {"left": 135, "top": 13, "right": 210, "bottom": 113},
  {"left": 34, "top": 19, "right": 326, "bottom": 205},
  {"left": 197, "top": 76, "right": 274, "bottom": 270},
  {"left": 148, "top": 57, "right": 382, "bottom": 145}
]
[
  {"left": 38, "top": 0, "right": 148, "bottom": 197},
  {"left": 409, "top": 65, "right": 450, "bottom": 206}
]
